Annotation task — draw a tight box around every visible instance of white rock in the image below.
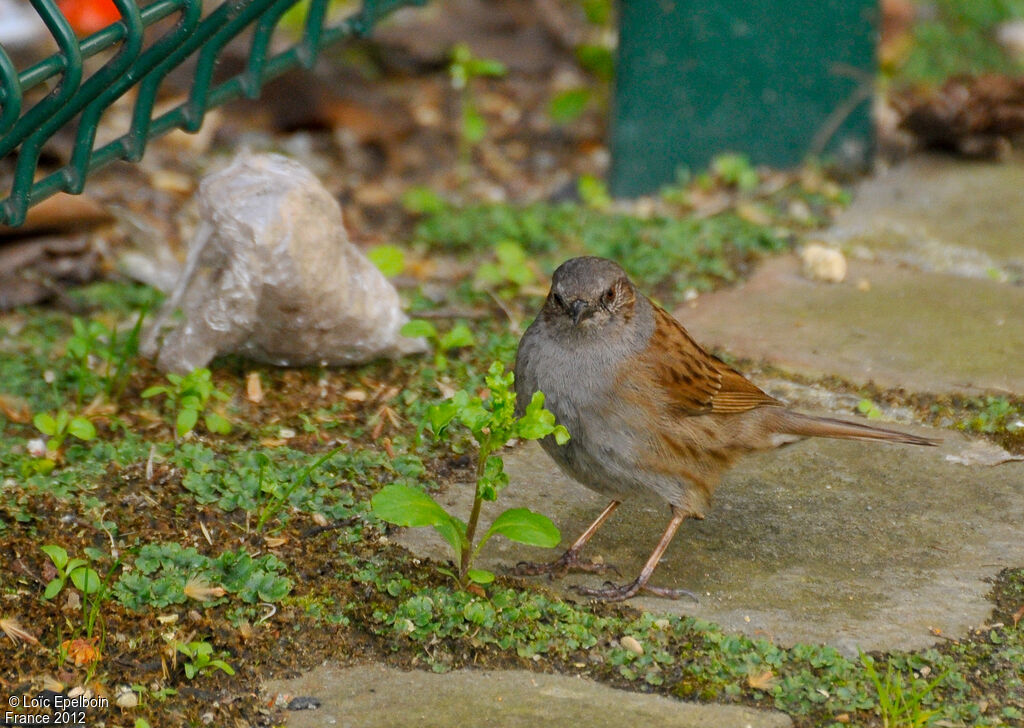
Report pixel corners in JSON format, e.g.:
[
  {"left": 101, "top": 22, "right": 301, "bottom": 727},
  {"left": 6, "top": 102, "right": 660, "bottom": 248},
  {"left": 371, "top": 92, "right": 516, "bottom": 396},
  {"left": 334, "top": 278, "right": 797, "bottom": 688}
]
[
  {"left": 800, "top": 243, "right": 847, "bottom": 283},
  {"left": 996, "top": 20, "right": 1024, "bottom": 61},
  {"left": 142, "top": 152, "right": 426, "bottom": 373}
]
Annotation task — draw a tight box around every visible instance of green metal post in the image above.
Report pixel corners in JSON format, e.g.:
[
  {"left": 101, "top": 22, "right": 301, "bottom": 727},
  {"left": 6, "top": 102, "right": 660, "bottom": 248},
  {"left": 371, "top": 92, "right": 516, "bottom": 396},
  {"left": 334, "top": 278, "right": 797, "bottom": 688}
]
[{"left": 609, "top": 0, "right": 877, "bottom": 197}]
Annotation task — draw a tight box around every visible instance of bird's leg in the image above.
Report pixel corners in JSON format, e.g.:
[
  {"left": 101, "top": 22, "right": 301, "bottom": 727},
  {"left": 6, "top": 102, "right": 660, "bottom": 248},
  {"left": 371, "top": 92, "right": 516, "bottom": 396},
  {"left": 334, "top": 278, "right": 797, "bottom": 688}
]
[
  {"left": 572, "top": 506, "right": 698, "bottom": 602},
  {"left": 512, "top": 500, "right": 621, "bottom": 577}
]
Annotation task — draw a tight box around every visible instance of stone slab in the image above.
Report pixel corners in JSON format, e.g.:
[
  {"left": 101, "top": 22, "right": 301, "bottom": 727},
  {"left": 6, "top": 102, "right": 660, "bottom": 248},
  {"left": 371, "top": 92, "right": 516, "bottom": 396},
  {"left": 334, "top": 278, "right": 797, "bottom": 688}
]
[
  {"left": 398, "top": 435, "right": 1024, "bottom": 654},
  {"left": 263, "top": 664, "right": 793, "bottom": 728},
  {"left": 675, "top": 255, "right": 1024, "bottom": 396},
  {"left": 824, "top": 153, "right": 1024, "bottom": 275}
]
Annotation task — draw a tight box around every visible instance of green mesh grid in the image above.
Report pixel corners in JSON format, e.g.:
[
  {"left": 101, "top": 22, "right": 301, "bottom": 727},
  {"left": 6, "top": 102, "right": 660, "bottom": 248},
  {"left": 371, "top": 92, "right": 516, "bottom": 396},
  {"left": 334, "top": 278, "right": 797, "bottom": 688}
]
[{"left": 0, "top": 0, "right": 423, "bottom": 226}]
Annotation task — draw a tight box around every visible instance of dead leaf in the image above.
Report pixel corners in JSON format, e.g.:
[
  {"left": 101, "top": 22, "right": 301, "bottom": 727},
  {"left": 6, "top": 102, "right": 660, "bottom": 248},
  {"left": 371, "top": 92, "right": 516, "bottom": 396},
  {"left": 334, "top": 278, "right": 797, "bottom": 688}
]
[
  {"left": 0, "top": 193, "right": 111, "bottom": 237},
  {"left": 1012, "top": 604, "right": 1024, "bottom": 627},
  {"left": 343, "top": 389, "right": 367, "bottom": 402},
  {"left": 0, "top": 393, "right": 31, "bottom": 423},
  {"left": 246, "top": 372, "right": 264, "bottom": 403}
]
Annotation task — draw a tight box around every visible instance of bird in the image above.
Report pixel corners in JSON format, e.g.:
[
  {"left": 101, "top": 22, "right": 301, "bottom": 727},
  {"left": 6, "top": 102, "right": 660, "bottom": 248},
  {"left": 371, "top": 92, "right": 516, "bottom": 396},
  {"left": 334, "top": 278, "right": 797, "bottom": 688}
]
[{"left": 513, "top": 256, "right": 937, "bottom": 602}]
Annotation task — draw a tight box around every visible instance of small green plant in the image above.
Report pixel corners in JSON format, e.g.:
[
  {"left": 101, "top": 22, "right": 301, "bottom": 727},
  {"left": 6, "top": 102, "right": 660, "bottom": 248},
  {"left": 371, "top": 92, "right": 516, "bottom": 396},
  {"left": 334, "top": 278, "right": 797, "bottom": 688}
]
[
  {"left": 367, "top": 244, "right": 406, "bottom": 277},
  {"left": 959, "top": 396, "right": 1023, "bottom": 434},
  {"left": 857, "top": 398, "right": 883, "bottom": 420},
  {"left": 40, "top": 544, "right": 101, "bottom": 600},
  {"left": 449, "top": 43, "right": 506, "bottom": 179},
  {"left": 372, "top": 362, "right": 567, "bottom": 587},
  {"left": 64, "top": 313, "right": 146, "bottom": 404},
  {"left": 860, "top": 652, "right": 946, "bottom": 728},
  {"left": 114, "top": 543, "right": 291, "bottom": 611},
  {"left": 255, "top": 445, "right": 345, "bottom": 532},
  {"left": 548, "top": 87, "right": 591, "bottom": 124},
  {"left": 577, "top": 174, "right": 612, "bottom": 210},
  {"left": 142, "top": 368, "right": 231, "bottom": 438},
  {"left": 39, "top": 545, "right": 116, "bottom": 653},
  {"left": 174, "top": 640, "right": 235, "bottom": 679},
  {"left": 711, "top": 153, "right": 760, "bottom": 192},
  {"left": 473, "top": 240, "right": 537, "bottom": 298},
  {"left": 400, "top": 320, "right": 476, "bottom": 371},
  {"left": 130, "top": 684, "right": 177, "bottom": 707},
  {"left": 401, "top": 185, "right": 447, "bottom": 215},
  {"left": 33, "top": 409, "right": 97, "bottom": 457}
]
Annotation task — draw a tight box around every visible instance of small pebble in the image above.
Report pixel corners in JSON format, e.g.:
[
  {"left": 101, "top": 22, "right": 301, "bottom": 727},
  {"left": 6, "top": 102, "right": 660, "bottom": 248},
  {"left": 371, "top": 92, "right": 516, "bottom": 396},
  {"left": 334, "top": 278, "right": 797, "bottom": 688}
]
[
  {"left": 800, "top": 243, "right": 847, "bottom": 283},
  {"left": 997, "top": 19, "right": 1024, "bottom": 60},
  {"left": 115, "top": 687, "right": 138, "bottom": 708},
  {"left": 287, "top": 696, "right": 322, "bottom": 711}
]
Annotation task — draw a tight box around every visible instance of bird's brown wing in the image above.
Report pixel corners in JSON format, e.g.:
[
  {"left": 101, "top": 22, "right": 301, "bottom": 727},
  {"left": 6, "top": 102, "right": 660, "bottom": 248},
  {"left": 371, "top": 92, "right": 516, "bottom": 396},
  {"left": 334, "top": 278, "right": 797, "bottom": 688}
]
[{"left": 639, "top": 304, "right": 781, "bottom": 416}]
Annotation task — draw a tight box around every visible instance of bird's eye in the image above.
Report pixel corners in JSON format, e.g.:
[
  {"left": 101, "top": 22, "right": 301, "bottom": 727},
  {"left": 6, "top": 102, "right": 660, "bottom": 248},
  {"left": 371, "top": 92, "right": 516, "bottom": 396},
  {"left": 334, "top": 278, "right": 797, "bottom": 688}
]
[
  {"left": 601, "top": 287, "right": 616, "bottom": 305},
  {"left": 552, "top": 292, "right": 566, "bottom": 309}
]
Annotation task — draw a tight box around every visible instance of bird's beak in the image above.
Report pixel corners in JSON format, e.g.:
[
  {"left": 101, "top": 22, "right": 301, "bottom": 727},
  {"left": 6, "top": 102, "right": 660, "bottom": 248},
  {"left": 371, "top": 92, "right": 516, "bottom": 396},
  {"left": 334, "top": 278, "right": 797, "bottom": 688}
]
[{"left": 569, "top": 298, "right": 587, "bottom": 325}]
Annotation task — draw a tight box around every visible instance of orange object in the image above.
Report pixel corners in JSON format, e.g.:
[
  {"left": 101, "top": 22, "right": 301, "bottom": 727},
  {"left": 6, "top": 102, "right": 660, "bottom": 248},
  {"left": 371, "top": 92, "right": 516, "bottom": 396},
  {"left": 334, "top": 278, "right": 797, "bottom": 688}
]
[
  {"left": 62, "top": 637, "right": 101, "bottom": 667},
  {"left": 57, "top": 0, "right": 122, "bottom": 35}
]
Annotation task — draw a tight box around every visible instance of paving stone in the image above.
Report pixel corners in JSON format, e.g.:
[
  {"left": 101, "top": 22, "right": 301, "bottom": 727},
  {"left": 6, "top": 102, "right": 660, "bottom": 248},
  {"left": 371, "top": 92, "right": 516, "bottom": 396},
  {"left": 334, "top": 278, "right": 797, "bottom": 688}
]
[
  {"left": 677, "top": 255, "right": 1024, "bottom": 395},
  {"left": 823, "top": 153, "right": 1024, "bottom": 276},
  {"left": 398, "top": 435, "right": 1024, "bottom": 654},
  {"left": 263, "top": 664, "right": 793, "bottom": 728}
]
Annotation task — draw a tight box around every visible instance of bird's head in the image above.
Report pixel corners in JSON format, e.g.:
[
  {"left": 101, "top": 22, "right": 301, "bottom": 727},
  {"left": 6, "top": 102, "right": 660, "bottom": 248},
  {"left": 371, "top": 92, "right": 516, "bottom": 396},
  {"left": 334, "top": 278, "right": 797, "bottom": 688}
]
[{"left": 542, "top": 256, "right": 637, "bottom": 333}]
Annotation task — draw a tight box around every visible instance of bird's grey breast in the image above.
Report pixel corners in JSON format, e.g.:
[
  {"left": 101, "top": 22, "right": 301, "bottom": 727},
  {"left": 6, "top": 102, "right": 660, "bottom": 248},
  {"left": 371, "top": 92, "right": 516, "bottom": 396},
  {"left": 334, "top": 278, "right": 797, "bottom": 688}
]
[{"left": 515, "top": 298, "right": 655, "bottom": 490}]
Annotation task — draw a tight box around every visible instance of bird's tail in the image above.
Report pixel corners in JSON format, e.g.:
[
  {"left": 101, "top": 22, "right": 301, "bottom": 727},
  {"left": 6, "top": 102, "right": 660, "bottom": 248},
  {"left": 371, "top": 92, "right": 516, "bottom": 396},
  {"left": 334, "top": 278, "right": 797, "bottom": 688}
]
[{"left": 777, "top": 411, "right": 939, "bottom": 447}]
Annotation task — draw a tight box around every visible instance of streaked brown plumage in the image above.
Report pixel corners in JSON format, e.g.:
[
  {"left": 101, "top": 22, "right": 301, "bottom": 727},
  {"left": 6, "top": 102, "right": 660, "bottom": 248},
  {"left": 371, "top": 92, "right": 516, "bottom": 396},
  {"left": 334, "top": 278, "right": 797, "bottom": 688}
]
[{"left": 514, "top": 256, "right": 937, "bottom": 601}]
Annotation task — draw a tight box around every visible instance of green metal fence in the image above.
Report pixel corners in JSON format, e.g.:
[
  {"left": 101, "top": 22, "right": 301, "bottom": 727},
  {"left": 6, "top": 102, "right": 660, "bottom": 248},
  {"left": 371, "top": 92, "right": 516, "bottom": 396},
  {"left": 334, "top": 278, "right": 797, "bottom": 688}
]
[{"left": 0, "top": 0, "right": 423, "bottom": 227}]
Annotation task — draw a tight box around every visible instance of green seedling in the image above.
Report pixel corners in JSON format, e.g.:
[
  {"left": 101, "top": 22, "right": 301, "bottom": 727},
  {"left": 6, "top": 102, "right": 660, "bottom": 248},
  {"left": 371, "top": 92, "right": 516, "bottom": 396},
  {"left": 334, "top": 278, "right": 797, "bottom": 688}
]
[
  {"left": 174, "top": 640, "right": 235, "bottom": 679},
  {"left": 449, "top": 43, "right": 506, "bottom": 180},
  {"left": 64, "top": 312, "right": 146, "bottom": 404},
  {"left": 711, "top": 152, "right": 760, "bottom": 192},
  {"left": 255, "top": 445, "right": 345, "bottom": 532},
  {"left": 401, "top": 185, "right": 447, "bottom": 215},
  {"left": 142, "top": 368, "right": 231, "bottom": 438},
  {"left": 130, "top": 684, "right": 177, "bottom": 707},
  {"left": 33, "top": 409, "right": 96, "bottom": 461},
  {"left": 114, "top": 543, "right": 291, "bottom": 611},
  {"left": 548, "top": 87, "right": 591, "bottom": 124},
  {"left": 41, "top": 544, "right": 101, "bottom": 601},
  {"left": 577, "top": 174, "right": 612, "bottom": 211},
  {"left": 372, "top": 361, "right": 567, "bottom": 587},
  {"left": 959, "top": 395, "right": 1023, "bottom": 433},
  {"left": 367, "top": 244, "right": 406, "bottom": 277},
  {"left": 400, "top": 320, "right": 476, "bottom": 371},
  {"left": 860, "top": 652, "right": 946, "bottom": 728},
  {"left": 858, "top": 398, "right": 883, "bottom": 420},
  {"left": 473, "top": 240, "right": 537, "bottom": 299}
]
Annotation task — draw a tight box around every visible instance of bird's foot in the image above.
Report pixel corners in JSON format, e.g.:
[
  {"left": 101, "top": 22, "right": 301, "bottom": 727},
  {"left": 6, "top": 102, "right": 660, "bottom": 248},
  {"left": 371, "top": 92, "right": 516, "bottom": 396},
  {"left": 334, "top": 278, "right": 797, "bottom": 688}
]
[
  {"left": 571, "top": 578, "right": 699, "bottom": 603},
  {"left": 511, "top": 550, "right": 619, "bottom": 578}
]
